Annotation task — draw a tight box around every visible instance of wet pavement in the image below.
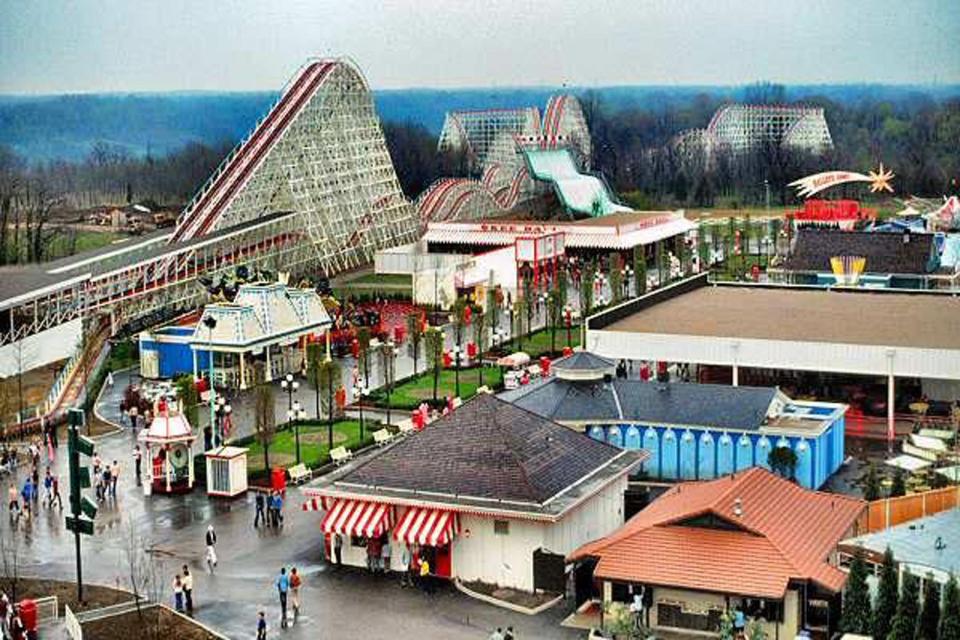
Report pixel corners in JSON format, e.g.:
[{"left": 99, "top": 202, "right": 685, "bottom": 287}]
[{"left": 5, "top": 375, "right": 581, "bottom": 640}]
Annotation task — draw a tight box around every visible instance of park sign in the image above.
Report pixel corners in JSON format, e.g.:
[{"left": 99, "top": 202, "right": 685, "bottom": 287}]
[{"left": 789, "top": 164, "right": 895, "bottom": 198}]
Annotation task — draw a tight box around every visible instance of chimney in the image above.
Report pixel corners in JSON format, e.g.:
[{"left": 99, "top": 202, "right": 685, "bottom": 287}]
[{"left": 732, "top": 498, "right": 744, "bottom": 517}]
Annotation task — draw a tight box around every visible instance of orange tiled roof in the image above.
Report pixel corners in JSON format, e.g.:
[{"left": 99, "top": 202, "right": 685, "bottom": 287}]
[{"left": 569, "top": 467, "right": 865, "bottom": 598}]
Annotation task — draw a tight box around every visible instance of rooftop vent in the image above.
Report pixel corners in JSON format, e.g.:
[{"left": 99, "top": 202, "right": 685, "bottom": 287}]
[{"left": 732, "top": 497, "right": 744, "bottom": 517}]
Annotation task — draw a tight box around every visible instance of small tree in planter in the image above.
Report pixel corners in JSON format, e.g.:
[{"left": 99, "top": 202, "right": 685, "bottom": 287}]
[
  {"left": 406, "top": 311, "right": 424, "bottom": 376},
  {"left": 316, "top": 357, "right": 342, "bottom": 451},
  {"left": 918, "top": 573, "right": 941, "bottom": 640},
  {"left": 863, "top": 462, "right": 881, "bottom": 500},
  {"left": 888, "top": 568, "right": 920, "bottom": 640},
  {"left": 875, "top": 547, "right": 900, "bottom": 640},
  {"left": 254, "top": 384, "right": 276, "bottom": 472},
  {"left": 546, "top": 289, "right": 562, "bottom": 355},
  {"left": 356, "top": 326, "right": 372, "bottom": 387},
  {"left": 424, "top": 327, "right": 444, "bottom": 403},
  {"left": 608, "top": 252, "right": 623, "bottom": 304},
  {"left": 633, "top": 246, "right": 647, "bottom": 295},
  {"left": 941, "top": 574, "right": 960, "bottom": 640},
  {"left": 891, "top": 467, "right": 907, "bottom": 497}
]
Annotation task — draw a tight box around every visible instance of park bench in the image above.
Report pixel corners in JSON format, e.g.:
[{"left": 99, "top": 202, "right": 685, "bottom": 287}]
[
  {"left": 287, "top": 463, "right": 311, "bottom": 485},
  {"left": 373, "top": 428, "right": 394, "bottom": 446},
  {"left": 330, "top": 446, "right": 353, "bottom": 465}
]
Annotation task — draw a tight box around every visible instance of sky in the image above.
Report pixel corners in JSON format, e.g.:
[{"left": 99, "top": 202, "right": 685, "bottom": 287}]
[{"left": 1, "top": 0, "right": 958, "bottom": 94}]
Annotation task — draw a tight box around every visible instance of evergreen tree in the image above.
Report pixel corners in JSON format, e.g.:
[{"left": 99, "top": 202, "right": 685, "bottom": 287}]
[
  {"left": 891, "top": 468, "right": 907, "bottom": 497},
  {"left": 918, "top": 575, "right": 940, "bottom": 640},
  {"left": 864, "top": 463, "right": 881, "bottom": 501},
  {"left": 889, "top": 569, "right": 920, "bottom": 640},
  {"left": 841, "top": 551, "right": 873, "bottom": 635},
  {"left": 940, "top": 575, "right": 960, "bottom": 640},
  {"left": 875, "top": 548, "right": 900, "bottom": 640}
]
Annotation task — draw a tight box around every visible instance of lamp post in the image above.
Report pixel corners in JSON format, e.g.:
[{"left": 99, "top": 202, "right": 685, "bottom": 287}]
[
  {"left": 507, "top": 303, "right": 516, "bottom": 351},
  {"left": 383, "top": 340, "right": 397, "bottom": 426},
  {"left": 563, "top": 304, "right": 573, "bottom": 347},
  {"left": 286, "top": 399, "right": 307, "bottom": 465},
  {"left": 280, "top": 372, "right": 299, "bottom": 415},
  {"left": 452, "top": 344, "right": 462, "bottom": 399},
  {"left": 354, "top": 381, "right": 368, "bottom": 443},
  {"left": 538, "top": 291, "right": 548, "bottom": 325},
  {"left": 214, "top": 395, "right": 231, "bottom": 448},
  {"left": 202, "top": 315, "right": 217, "bottom": 444}
]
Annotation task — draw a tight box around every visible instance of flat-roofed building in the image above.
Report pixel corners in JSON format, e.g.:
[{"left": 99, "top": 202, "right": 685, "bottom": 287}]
[{"left": 585, "top": 274, "right": 960, "bottom": 444}]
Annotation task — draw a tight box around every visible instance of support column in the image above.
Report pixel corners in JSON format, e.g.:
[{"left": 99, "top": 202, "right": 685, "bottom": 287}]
[
  {"left": 192, "top": 349, "right": 199, "bottom": 381},
  {"left": 265, "top": 345, "right": 273, "bottom": 382},
  {"left": 886, "top": 349, "right": 896, "bottom": 451},
  {"left": 730, "top": 341, "right": 740, "bottom": 387},
  {"left": 239, "top": 352, "right": 247, "bottom": 390},
  {"left": 732, "top": 364, "right": 739, "bottom": 387}
]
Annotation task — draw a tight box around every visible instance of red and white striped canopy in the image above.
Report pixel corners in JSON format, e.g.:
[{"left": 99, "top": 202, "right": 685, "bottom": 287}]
[
  {"left": 320, "top": 499, "right": 392, "bottom": 538},
  {"left": 393, "top": 507, "right": 460, "bottom": 547},
  {"left": 301, "top": 497, "right": 324, "bottom": 512}
]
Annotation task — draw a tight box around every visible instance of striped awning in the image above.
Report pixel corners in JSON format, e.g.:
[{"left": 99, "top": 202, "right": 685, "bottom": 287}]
[
  {"left": 301, "top": 497, "right": 324, "bottom": 512},
  {"left": 393, "top": 507, "right": 460, "bottom": 546},
  {"left": 320, "top": 500, "right": 392, "bottom": 538}
]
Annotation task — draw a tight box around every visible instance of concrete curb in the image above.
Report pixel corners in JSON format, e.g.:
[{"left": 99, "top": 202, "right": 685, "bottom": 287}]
[
  {"left": 90, "top": 366, "right": 135, "bottom": 439},
  {"left": 453, "top": 579, "right": 564, "bottom": 616}
]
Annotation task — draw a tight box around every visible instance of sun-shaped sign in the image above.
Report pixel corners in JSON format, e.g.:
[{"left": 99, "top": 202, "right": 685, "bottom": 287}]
[
  {"left": 867, "top": 163, "right": 895, "bottom": 194},
  {"left": 789, "top": 164, "right": 896, "bottom": 198}
]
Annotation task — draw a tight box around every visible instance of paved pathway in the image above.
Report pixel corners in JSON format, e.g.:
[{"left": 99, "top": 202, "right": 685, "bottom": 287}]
[{"left": 5, "top": 382, "right": 581, "bottom": 640}]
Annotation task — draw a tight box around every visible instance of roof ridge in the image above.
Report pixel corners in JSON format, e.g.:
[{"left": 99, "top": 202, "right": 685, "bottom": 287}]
[{"left": 484, "top": 398, "right": 545, "bottom": 502}]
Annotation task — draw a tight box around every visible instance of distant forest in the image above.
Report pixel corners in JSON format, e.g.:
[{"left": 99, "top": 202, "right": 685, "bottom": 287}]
[{"left": 0, "top": 82, "right": 958, "bottom": 264}]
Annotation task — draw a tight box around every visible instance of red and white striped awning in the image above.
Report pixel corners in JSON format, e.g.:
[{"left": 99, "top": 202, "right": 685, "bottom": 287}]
[
  {"left": 393, "top": 507, "right": 460, "bottom": 547},
  {"left": 301, "top": 497, "right": 325, "bottom": 512},
  {"left": 320, "top": 499, "right": 392, "bottom": 538}
]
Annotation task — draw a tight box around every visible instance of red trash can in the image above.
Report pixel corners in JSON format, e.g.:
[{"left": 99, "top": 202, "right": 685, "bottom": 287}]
[
  {"left": 271, "top": 467, "right": 287, "bottom": 494},
  {"left": 18, "top": 599, "right": 37, "bottom": 632}
]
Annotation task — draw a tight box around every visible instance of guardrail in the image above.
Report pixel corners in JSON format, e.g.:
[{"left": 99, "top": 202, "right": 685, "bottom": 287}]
[
  {"left": 34, "top": 595, "right": 59, "bottom": 625},
  {"left": 64, "top": 604, "right": 82, "bottom": 640}
]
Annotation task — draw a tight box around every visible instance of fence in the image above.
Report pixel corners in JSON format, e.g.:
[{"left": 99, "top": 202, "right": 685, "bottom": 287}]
[
  {"left": 34, "top": 595, "right": 58, "bottom": 625},
  {"left": 860, "top": 485, "right": 960, "bottom": 533},
  {"left": 64, "top": 600, "right": 150, "bottom": 640}
]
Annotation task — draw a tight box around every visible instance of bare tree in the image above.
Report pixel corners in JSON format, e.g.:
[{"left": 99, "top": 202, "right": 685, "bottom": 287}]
[
  {"left": 254, "top": 384, "right": 276, "bottom": 471},
  {"left": 0, "top": 524, "right": 22, "bottom": 602},
  {"left": 121, "top": 522, "right": 166, "bottom": 639}
]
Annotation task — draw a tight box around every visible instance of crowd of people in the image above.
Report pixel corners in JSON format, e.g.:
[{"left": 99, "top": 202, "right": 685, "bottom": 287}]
[
  {"left": 6, "top": 437, "right": 62, "bottom": 525},
  {"left": 253, "top": 490, "right": 285, "bottom": 529}
]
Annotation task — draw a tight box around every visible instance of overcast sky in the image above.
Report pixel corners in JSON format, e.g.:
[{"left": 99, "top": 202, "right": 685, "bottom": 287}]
[{"left": 1, "top": 0, "right": 958, "bottom": 94}]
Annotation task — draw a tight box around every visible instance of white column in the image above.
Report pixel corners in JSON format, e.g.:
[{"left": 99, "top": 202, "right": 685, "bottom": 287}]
[
  {"left": 188, "top": 440, "right": 195, "bottom": 489},
  {"left": 165, "top": 451, "right": 172, "bottom": 492},
  {"left": 239, "top": 352, "right": 247, "bottom": 390},
  {"left": 886, "top": 349, "right": 896, "bottom": 451},
  {"left": 732, "top": 364, "right": 739, "bottom": 387},
  {"left": 192, "top": 349, "right": 199, "bottom": 381},
  {"left": 730, "top": 340, "right": 740, "bottom": 387},
  {"left": 265, "top": 344, "right": 273, "bottom": 382}
]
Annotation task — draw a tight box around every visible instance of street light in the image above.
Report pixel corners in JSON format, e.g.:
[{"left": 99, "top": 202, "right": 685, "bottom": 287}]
[
  {"left": 353, "top": 381, "right": 368, "bottom": 442},
  {"left": 383, "top": 340, "right": 397, "bottom": 426},
  {"left": 507, "top": 303, "right": 516, "bottom": 350},
  {"left": 202, "top": 315, "right": 217, "bottom": 446},
  {"left": 563, "top": 304, "right": 573, "bottom": 347},
  {"left": 452, "top": 343, "right": 462, "bottom": 398},
  {"left": 286, "top": 399, "right": 307, "bottom": 465},
  {"left": 280, "top": 372, "right": 300, "bottom": 414},
  {"left": 214, "top": 395, "right": 231, "bottom": 448}
]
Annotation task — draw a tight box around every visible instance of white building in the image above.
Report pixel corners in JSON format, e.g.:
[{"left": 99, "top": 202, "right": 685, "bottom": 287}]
[{"left": 301, "top": 393, "right": 644, "bottom": 592}]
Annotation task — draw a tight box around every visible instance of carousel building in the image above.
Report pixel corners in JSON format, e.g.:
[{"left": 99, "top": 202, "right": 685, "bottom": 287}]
[
  {"left": 140, "top": 282, "right": 331, "bottom": 388},
  {"left": 301, "top": 393, "right": 644, "bottom": 591}
]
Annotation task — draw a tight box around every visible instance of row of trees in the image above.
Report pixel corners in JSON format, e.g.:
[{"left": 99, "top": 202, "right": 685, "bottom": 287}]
[{"left": 842, "top": 549, "right": 960, "bottom": 640}]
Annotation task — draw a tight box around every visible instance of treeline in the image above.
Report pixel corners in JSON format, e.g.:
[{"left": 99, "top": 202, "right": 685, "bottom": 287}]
[
  {"left": 0, "top": 140, "right": 231, "bottom": 264},
  {"left": 582, "top": 85, "right": 960, "bottom": 209}
]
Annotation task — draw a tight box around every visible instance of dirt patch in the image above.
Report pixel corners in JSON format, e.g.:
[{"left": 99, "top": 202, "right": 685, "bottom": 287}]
[
  {"left": 0, "top": 360, "right": 66, "bottom": 424},
  {"left": 81, "top": 605, "right": 221, "bottom": 640},
  {"left": 461, "top": 579, "right": 560, "bottom": 610},
  {"left": 299, "top": 430, "right": 348, "bottom": 446},
  {"left": 0, "top": 577, "right": 133, "bottom": 615}
]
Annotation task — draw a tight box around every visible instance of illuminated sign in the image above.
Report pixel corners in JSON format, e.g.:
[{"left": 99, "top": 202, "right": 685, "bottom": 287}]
[{"left": 789, "top": 164, "right": 895, "bottom": 198}]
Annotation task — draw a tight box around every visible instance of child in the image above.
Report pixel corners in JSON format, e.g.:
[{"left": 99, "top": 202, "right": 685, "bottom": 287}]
[
  {"left": 256, "top": 611, "right": 267, "bottom": 640},
  {"left": 172, "top": 574, "right": 184, "bottom": 611}
]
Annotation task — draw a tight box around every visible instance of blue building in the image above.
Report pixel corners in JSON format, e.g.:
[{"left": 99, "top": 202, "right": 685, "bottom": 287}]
[{"left": 500, "top": 352, "right": 847, "bottom": 489}]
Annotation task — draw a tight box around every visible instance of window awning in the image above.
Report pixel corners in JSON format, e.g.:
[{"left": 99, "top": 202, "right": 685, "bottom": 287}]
[
  {"left": 393, "top": 507, "right": 460, "bottom": 547},
  {"left": 320, "top": 499, "right": 392, "bottom": 538}
]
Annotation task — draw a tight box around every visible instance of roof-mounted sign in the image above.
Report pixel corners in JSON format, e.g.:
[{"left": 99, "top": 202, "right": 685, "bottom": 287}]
[{"left": 789, "top": 163, "right": 895, "bottom": 198}]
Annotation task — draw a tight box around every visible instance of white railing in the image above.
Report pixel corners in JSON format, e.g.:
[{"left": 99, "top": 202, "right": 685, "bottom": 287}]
[
  {"left": 44, "top": 344, "right": 83, "bottom": 413},
  {"left": 34, "top": 595, "right": 58, "bottom": 625},
  {"left": 64, "top": 604, "right": 83, "bottom": 640}
]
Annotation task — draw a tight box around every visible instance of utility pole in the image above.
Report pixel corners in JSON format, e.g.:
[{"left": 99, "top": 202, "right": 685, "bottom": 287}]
[{"left": 66, "top": 408, "right": 97, "bottom": 603}]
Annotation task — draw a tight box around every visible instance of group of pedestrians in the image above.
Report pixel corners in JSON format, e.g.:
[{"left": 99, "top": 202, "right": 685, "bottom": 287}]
[
  {"left": 488, "top": 626, "right": 518, "bottom": 640},
  {"left": 92, "top": 452, "right": 120, "bottom": 501},
  {"left": 7, "top": 464, "right": 62, "bottom": 524},
  {"left": 1, "top": 591, "right": 28, "bottom": 640},
  {"left": 253, "top": 490, "right": 284, "bottom": 529},
  {"left": 172, "top": 565, "right": 195, "bottom": 614}
]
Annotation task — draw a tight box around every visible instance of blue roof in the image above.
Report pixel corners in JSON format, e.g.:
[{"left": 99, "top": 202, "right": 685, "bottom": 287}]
[
  {"left": 841, "top": 508, "right": 960, "bottom": 577},
  {"left": 500, "top": 377, "right": 778, "bottom": 431}
]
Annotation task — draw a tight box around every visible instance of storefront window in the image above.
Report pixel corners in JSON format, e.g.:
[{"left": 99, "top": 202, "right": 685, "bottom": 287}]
[{"left": 494, "top": 520, "right": 510, "bottom": 535}]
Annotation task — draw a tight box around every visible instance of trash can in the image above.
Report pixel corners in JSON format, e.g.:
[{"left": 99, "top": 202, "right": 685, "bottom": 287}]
[
  {"left": 18, "top": 599, "right": 37, "bottom": 632},
  {"left": 271, "top": 467, "right": 286, "bottom": 493}
]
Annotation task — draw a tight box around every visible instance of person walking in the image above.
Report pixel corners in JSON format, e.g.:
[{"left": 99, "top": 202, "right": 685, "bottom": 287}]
[
  {"left": 181, "top": 565, "right": 194, "bottom": 614},
  {"left": 489, "top": 628, "right": 504, "bottom": 640},
  {"left": 289, "top": 567, "right": 302, "bottom": 622},
  {"left": 398, "top": 544, "right": 411, "bottom": 587},
  {"left": 92, "top": 452, "right": 101, "bottom": 479},
  {"left": 333, "top": 533, "right": 343, "bottom": 566},
  {"left": 110, "top": 460, "right": 120, "bottom": 498},
  {"left": 42, "top": 469, "right": 53, "bottom": 508},
  {"left": 101, "top": 467, "right": 112, "bottom": 501},
  {"left": 7, "top": 483, "right": 19, "bottom": 521},
  {"left": 133, "top": 445, "right": 142, "bottom": 485},
  {"left": 380, "top": 536, "right": 391, "bottom": 574},
  {"left": 254, "top": 491, "right": 266, "bottom": 527},
  {"left": 504, "top": 626, "right": 516, "bottom": 640},
  {"left": 256, "top": 611, "right": 267, "bottom": 640},
  {"left": 266, "top": 491, "right": 276, "bottom": 528},
  {"left": 51, "top": 474, "right": 62, "bottom": 510},
  {"left": 20, "top": 478, "right": 32, "bottom": 521},
  {"left": 30, "top": 466, "right": 39, "bottom": 503},
  {"left": 273, "top": 491, "right": 284, "bottom": 527},
  {"left": 419, "top": 555, "right": 432, "bottom": 595},
  {"left": 205, "top": 525, "right": 218, "bottom": 572},
  {"left": 275, "top": 567, "right": 290, "bottom": 629},
  {"left": 172, "top": 574, "right": 184, "bottom": 612}
]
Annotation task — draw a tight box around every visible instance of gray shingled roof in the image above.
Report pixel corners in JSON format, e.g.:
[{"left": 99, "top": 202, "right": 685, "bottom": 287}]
[
  {"left": 782, "top": 228, "right": 939, "bottom": 274},
  {"left": 341, "top": 393, "right": 627, "bottom": 504},
  {"left": 501, "top": 378, "right": 777, "bottom": 431},
  {"left": 552, "top": 351, "right": 616, "bottom": 380}
]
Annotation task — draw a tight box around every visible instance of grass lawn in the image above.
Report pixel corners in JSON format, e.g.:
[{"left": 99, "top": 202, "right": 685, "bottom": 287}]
[
  {"left": 46, "top": 229, "right": 125, "bottom": 260},
  {"left": 499, "top": 325, "right": 581, "bottom": 358},
  {"left": 370, "top": 366, "right": 504, "bottom": 409},
  {"left": 245, "top": 419, "right": 376, "bottom": 471}
]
